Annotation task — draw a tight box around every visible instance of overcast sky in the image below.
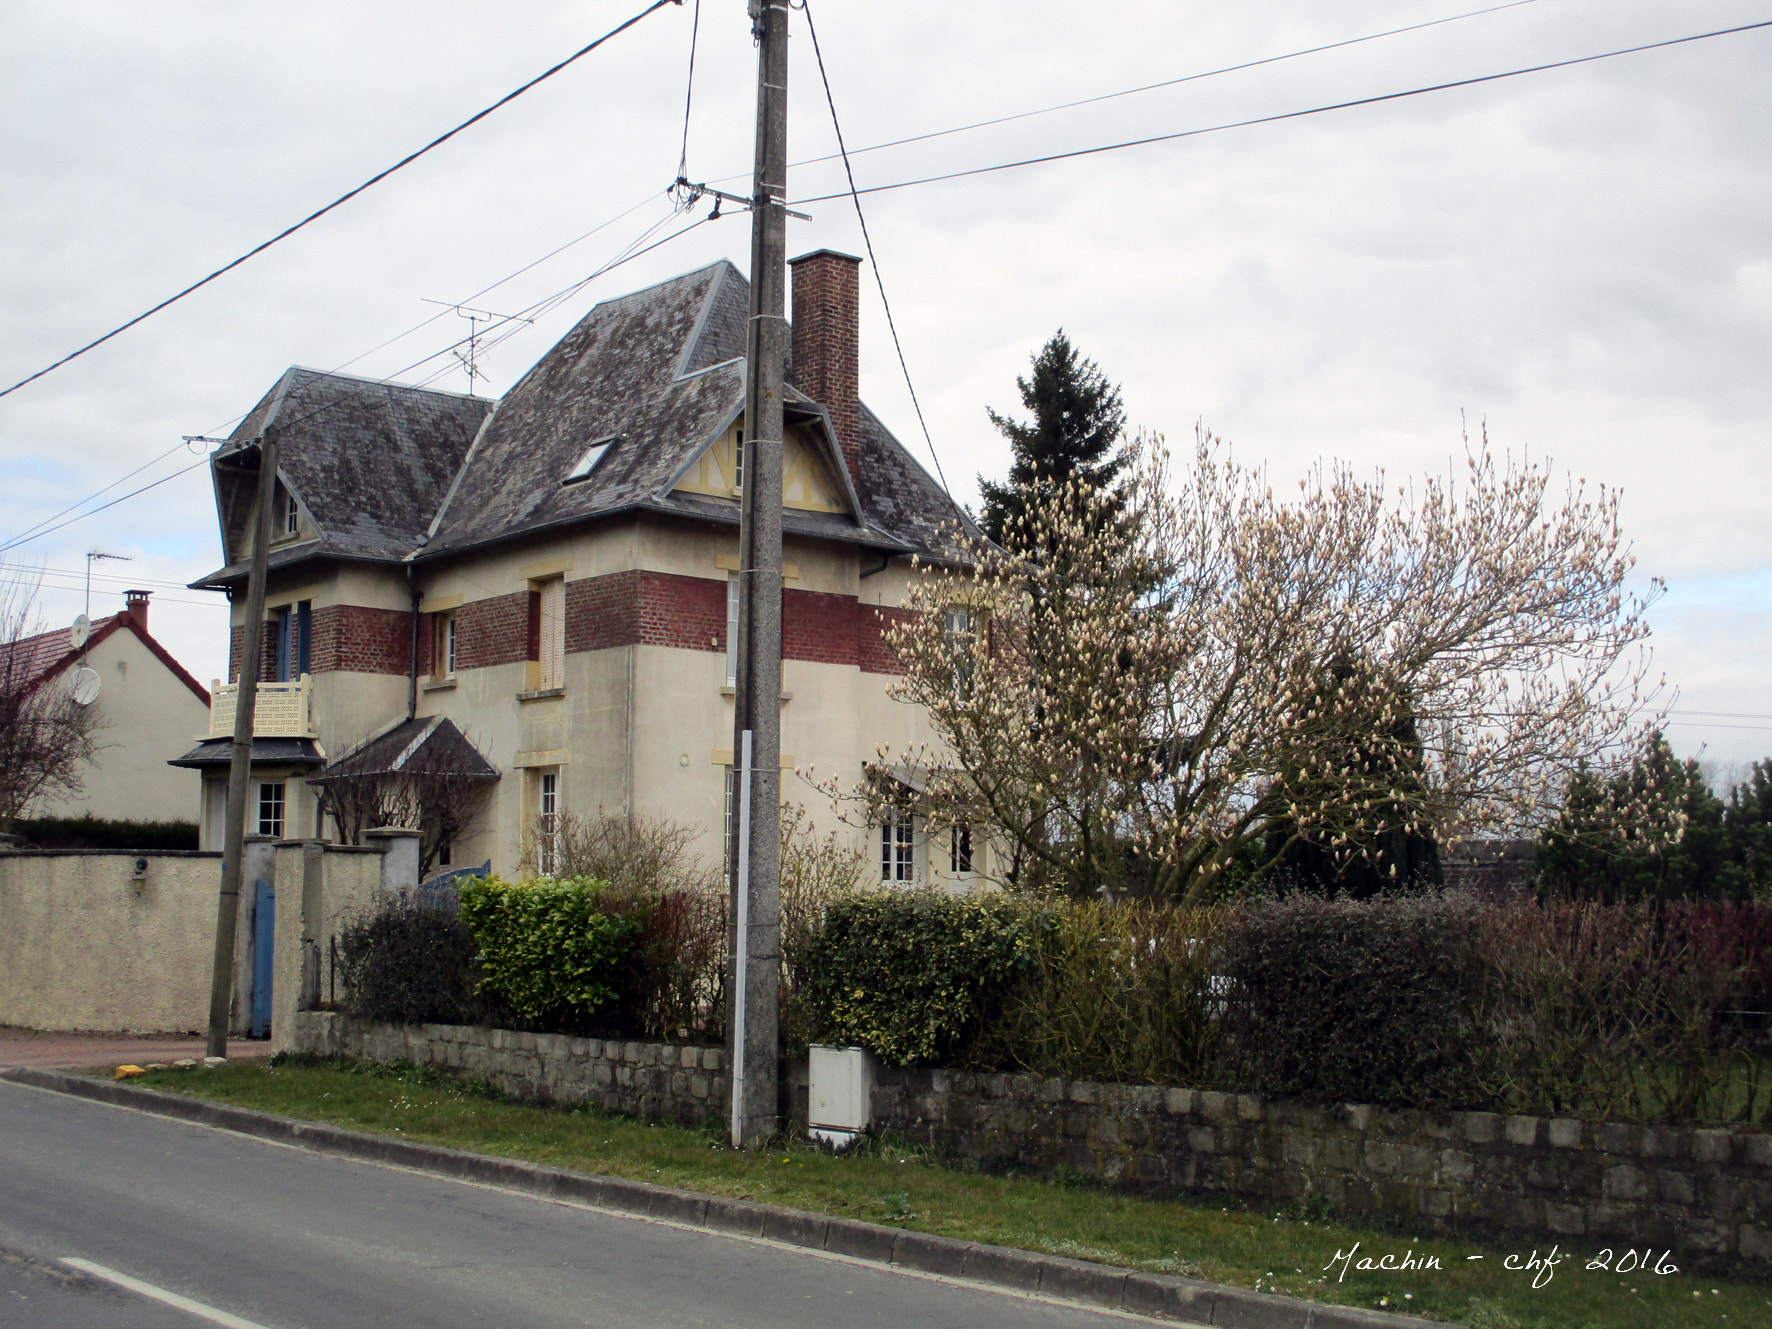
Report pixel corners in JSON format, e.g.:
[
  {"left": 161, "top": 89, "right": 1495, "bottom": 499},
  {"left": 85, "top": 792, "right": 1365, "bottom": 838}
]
[{"left": 1, "top": 0, "right": 1767, "bottom": 772}]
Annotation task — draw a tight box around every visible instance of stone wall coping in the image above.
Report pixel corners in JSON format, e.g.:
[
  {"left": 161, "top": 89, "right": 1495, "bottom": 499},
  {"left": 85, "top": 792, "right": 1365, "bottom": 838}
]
[{"left": 1, "top": 1066, "right": 1443, "bottom": 1329}]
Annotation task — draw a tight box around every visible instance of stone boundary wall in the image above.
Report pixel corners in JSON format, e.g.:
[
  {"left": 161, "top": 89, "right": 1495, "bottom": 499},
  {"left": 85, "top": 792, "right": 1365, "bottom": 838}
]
[
  {"left": 293, "top": 1011, "right": 725, "bottom": 1127},
  {"left": 868, "top": 1067, "right": 1772, "bottom": 1268}
]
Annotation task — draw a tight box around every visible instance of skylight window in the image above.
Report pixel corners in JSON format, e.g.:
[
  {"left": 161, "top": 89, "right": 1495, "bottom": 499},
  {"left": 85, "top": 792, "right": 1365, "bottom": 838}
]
[{"left": 563, "top": 435, "right": 618, "bottom": 484}]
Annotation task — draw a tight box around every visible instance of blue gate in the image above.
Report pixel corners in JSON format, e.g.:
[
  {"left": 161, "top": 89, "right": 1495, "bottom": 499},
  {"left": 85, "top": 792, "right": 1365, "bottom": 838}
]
[{"left": 251, "top": 878, "right": 275, "bottom": 1039}]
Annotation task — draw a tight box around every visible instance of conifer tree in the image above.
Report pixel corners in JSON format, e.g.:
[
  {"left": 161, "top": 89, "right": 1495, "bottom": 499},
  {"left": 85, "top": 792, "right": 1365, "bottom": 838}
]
[{"left": 977, "top": 331, "right": 1127, "bottom": 550}]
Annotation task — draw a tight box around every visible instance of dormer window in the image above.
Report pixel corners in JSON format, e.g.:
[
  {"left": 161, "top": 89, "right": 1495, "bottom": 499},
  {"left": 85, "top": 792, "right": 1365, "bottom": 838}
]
[
  {"left": 282, "top": 488, "right": 301, "bottom": 537},
  {"left": 564, "top": 435, "right": 618, "bottom": 484}
]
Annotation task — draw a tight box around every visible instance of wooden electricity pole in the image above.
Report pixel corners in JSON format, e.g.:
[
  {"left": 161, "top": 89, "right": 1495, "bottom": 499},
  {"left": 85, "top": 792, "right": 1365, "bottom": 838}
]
[
  {"left": 728, "top": 0, "right": 788, "bottom": 1148},
  {"left": 205, "top": 424, "right": 281, "bottom": 1059}
]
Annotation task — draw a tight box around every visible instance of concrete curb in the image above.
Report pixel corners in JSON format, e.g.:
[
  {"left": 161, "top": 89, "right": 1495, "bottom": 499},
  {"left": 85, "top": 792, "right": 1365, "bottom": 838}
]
[{"left": 2, "top": 1066, "right": 1438, "bottom": 1329}]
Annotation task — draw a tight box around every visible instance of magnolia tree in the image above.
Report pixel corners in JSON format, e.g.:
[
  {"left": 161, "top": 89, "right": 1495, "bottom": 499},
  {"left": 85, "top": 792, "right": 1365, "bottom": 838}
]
[{"left": 848, "top": 432, "right": 1660, "bottom": 901}]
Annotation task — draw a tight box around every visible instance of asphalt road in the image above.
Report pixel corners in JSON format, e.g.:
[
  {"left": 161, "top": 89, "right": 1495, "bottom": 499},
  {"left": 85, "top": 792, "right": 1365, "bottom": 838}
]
[{"left": 0, "top": 1080, "right": 1179, "bottom": 1328}]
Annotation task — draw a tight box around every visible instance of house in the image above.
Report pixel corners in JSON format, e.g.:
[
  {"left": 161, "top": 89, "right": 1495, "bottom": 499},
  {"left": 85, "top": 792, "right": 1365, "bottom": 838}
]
[
  {"left": 177, "top": 251, "right": 984, "bottom": 887},
  {"left": 4, "top": 590, "right": 211, "bottom": 824}
]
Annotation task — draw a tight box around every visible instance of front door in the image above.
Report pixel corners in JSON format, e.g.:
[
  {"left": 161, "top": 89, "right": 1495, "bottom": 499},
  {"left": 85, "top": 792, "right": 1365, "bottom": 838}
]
[{"left": 251, "top": 878, "right": 275, "bottom": 1039}]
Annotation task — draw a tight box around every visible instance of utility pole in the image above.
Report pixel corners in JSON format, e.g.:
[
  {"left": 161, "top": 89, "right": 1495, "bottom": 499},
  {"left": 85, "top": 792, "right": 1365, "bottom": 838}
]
[
  {"left": 728, "top": 0, "right": 788, "bottom": 1149},
  {"left": 205, "top": 425, "right": 281, "bottom": 1059}
]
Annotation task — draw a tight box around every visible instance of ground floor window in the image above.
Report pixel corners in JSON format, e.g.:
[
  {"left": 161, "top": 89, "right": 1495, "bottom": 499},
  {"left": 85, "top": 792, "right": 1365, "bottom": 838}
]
[
  {"left": 950, "top": 824, "right": 973, "bottom": 875},
  {"left": 880, "top": 808, "right": 914, "bottom": 884},
  {"left": 535, "top": 769, "right": 559, "bottom": 876},
  {"left": 256, "top": 781, "right": 286, "bottom": 838}
]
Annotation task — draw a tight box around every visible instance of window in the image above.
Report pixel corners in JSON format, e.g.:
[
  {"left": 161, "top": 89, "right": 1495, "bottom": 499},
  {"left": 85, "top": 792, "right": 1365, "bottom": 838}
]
[
  {"left": 880, "top": 807, "right": 915, "bottom": 884},
  {"left": 725, "top": 574, "right": 740, "bottom": 687},
  {"left": 257, "top": 781, "right": 286, "bottom": 838},
  {"left": 733, "top": 426, "right": 745, "bottom": 492},
  {"left": 273, "top": 601, "right": 311, "bottom": 682},
  {"left": 433, "top": 611, "right": 457, "bottom": 678},
  {"left": 563, "top": 435, "right": 618, "bottom": 484},
  {"left": 283, "top": 488, "right": 301, "bottom": 537},
  {"left": 942, "top": 607, "right": 976, "bottom": 701},
  {"left": 950, "top": 824, "right": 973, "bottom": 875},
  {"left": 528, "top": 577, "right": 565, "bottom": 690},
  {"left": 536, "top": 770, "right": 559, "bottom": 876}
]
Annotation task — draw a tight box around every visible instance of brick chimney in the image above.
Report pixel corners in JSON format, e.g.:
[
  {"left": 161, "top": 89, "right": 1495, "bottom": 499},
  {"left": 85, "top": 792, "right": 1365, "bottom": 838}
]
[
  {"left": 123, "top": 589, "right": 151, "bottom": 634},
  {"left": 788, "top": 249, "right": 863, "bottom": 490}
]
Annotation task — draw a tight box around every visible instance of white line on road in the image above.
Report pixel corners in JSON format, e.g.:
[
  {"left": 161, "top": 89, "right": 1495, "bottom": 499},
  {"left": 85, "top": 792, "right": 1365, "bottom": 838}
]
[{"left": 60, "top": 1258, "right": 276, "bottom": 1329}]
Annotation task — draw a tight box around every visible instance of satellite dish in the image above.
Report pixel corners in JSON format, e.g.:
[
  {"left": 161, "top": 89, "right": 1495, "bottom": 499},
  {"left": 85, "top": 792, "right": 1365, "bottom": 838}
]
[
  {"left": 69, "top": 667, "right": 102, "bottom": 706},
  {"left": 70, "top": 614, "right": 91, "bottom": 649}
]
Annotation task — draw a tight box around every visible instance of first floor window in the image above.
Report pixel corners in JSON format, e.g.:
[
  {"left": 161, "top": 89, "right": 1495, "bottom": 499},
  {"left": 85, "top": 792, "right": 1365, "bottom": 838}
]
[
  {"left": 529, "top": 578, "right": 565, "bottom": 690},
  {"left": 536, "top": 770, "right": 559, "bottom": 875},
  {"left": 880, "top": 808, "right": 914, "bottom": 884},
  {"left": 257, "top": 781, "right": 286, "bottom": 838},
  {"left": 950, "top": 824, "right": 973, "bottom": 875}
]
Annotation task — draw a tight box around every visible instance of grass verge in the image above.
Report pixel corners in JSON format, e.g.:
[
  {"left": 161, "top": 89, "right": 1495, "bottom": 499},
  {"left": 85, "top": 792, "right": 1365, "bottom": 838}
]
[{"left": 131, "top": 1056, "right": 1769, "bottom": 1329}]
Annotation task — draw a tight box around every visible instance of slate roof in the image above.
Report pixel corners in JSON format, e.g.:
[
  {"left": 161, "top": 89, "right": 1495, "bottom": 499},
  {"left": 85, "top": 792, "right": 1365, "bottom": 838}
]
[
  {"left": 167, "top": 736, "right": 325, "bottom": 770},
  {"left": 195, "top": 368, "right": 491, "bottom": 586},
  {"left": 197, "top": 259, "right": 975, "bottom": 583},
  {"left": 309, "top": 715, "right": 498, "bottom": 783}
]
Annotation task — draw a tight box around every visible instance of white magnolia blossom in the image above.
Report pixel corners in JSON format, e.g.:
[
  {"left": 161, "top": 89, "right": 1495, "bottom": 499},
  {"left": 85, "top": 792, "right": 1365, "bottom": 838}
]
[{"left": 841, "top": 430, "right": 1661, "bottom": 900}]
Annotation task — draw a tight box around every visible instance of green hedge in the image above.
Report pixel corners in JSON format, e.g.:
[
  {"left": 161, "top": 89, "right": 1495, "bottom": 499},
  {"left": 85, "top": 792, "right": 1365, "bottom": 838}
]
[
  {"left": 799, "top": 893, "right": 1035, "bottom": 1065},
  {"left": 459, "top": 876, "right": 642, "bottom": 1026},
  {"left": 337, "top": 890, "right": 488, "bottom": 1026},
  {"left": 1217, "top": 892, "right": 1485, "bottom": 1108},
  {"left": 8, "top": 814, "right": 198, "bottom": 850}
]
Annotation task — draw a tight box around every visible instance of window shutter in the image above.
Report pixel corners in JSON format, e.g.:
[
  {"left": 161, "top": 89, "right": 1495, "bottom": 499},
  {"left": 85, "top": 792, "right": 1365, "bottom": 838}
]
[
  {"left": 542, "top": 578, "right": 565, "bottom": 688},
  {"left": 526, "top": 589, "right": 542, "bottom": 662}
]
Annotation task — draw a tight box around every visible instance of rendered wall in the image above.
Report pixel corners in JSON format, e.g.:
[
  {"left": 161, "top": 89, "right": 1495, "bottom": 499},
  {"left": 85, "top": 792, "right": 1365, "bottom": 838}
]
[
  {"left": 31, "top": 629, "right": 207, "bottom": 824},
  {"left": 267, "top": 840, "right": 397, "bottom": 1054},
  {"left": 0, "top": 850, "right": 222, "bottom": 1032}
]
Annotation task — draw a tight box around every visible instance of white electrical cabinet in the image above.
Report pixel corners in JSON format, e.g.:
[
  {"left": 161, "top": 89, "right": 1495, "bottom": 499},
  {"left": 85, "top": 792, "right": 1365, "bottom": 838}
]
[{"left": 808, "top": 1044, "right": 874, "bottom": 1146}]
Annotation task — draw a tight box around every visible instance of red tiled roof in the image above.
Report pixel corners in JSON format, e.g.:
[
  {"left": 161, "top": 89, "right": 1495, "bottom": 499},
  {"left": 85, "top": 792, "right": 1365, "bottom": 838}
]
[{"left": 0, "top": 612, "right": 210, "bottom": 706}]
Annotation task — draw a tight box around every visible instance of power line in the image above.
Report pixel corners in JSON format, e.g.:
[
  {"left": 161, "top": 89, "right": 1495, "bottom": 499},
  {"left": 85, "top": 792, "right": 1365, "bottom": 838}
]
[
  {"left": 5, "top": 202, "right": 712, "bottom": 552},
  {"left": 786, "top": 0, "right": 1540, "bottom": 177},
  {"left": 0, "top": 438, "right": 192, "bottom": 551},
  {"left": 0, "top": 0, "right": 682, "bottom": 402},
  {"left": 676, "top": 0, "right": 703, "bottom": 183},
  {"left": 792, "top": 18, "right": 1772, "bottom": 205},
  {"left": 801, "top": 0, "right": 954, "bottom": 506}
]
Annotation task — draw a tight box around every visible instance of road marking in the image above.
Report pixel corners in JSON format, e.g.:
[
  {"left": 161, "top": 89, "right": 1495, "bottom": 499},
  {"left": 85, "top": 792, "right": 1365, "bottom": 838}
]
[{"left": 59, "top": 1259, "right": 275, "bottom": 1329}]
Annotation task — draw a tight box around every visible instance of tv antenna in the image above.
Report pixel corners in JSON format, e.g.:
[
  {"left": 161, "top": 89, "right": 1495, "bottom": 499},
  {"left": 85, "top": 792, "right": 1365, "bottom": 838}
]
[
  {"left": 84, "top": 549, "right": 130, "bottom": 621},
  {"left": 421, "top": 299, "right": 533, "bottom": 394}
]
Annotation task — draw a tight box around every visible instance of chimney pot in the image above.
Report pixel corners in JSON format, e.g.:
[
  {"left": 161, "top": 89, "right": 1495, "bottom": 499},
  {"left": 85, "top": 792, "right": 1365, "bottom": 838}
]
[
  {"left": 788, "top": 249, "right": 863, "bottom": 496},
  {"left": 124, "top": 589, "right": 151, "bottom": 634}
]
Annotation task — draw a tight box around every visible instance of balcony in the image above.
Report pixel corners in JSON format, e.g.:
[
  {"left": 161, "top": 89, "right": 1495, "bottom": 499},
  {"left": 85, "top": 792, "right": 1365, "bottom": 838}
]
[{"left": 206, "top": 674, "right": 317, "bottom": 739}]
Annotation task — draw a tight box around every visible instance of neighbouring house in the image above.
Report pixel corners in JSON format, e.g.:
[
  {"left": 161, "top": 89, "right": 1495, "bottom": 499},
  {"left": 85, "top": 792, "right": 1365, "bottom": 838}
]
[
  {"left": 177, "top": 251, "right": 984, "bottom": 888},
  {"left": 6, "top": 590, "right": 211, "bottom": 824}
]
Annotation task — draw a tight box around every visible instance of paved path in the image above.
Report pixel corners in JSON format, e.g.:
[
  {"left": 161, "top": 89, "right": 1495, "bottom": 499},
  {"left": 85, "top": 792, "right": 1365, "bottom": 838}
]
[
  {"left": 0, "top": 1077, "right": 1185, "bottom": 1329},
  {"left": 0, "top": 1027, "right": 271, "bottom": 1072}
]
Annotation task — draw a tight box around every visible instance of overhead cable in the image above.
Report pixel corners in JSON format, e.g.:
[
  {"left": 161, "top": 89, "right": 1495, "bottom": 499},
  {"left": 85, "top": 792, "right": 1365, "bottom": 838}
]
[
  {"left": 792, "top": 18, "right": 1772, "bottom": 205},
  {"left": 801, "top": 0, "right": 955, "bottom": 505},
  {"left": 0, "top": 0, "right": 682, "bottom": 401},
  {"left": 787, "top": 0, "right": 1540, "bottom": 175}
]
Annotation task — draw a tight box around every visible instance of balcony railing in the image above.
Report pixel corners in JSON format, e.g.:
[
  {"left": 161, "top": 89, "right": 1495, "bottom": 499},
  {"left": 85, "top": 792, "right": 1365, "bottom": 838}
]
[{"left": 206, "top": 674, "right": 316, "bottom": 739}]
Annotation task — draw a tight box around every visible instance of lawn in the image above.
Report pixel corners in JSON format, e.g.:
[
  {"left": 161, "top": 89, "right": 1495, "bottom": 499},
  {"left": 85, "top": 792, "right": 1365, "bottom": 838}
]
[{"left": 133, "top": 1057, "right": 1770, "bottom": 1329}]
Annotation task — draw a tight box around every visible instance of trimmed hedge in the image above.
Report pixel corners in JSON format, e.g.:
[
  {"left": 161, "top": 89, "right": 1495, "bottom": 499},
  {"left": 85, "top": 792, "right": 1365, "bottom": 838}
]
[
  {"left": 459, "top": 876, "right": 642, "bottom": 1026},
  {"left": 799, "top": 893, "right": 1035, "bottom": 1065},
  {"left": 8, "top": 814, "right": 198, "bottom": 850},
  {"left": 1218, "top": 892, "right": 1484, "bottom": 1108},
  {"left": 336, "top": 890, "right": 485, "bottom": 1026}
]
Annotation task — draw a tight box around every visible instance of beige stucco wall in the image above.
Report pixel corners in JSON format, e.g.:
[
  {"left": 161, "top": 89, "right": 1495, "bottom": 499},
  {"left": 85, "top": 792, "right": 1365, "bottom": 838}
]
[
  {"left": 210, "top": 511, "right": 971, "bottom": 887},
  {"left": 0, "top": 850, "right": 223, "bottom": 1032},
  {"left": 30, "top": 629, "right": 208, "bottom": 823},
  {"left": 268, "top": 841, "right": 383, "bottom": 1054}
]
